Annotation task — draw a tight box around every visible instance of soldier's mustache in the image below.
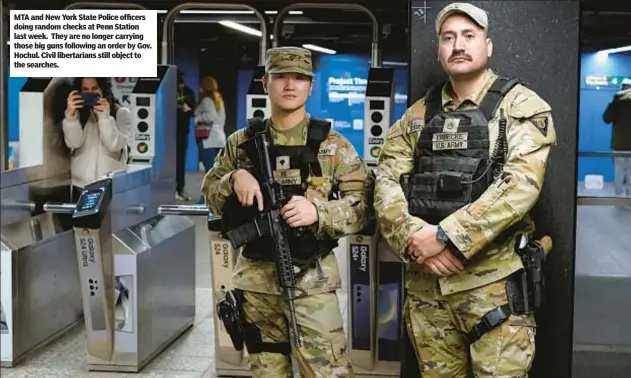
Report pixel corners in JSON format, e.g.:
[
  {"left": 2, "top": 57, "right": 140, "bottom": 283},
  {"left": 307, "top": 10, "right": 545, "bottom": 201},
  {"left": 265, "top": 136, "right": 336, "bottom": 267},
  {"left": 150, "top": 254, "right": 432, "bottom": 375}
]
[{"left": 449, "top": 54, "right": 472, "bottom": 62}]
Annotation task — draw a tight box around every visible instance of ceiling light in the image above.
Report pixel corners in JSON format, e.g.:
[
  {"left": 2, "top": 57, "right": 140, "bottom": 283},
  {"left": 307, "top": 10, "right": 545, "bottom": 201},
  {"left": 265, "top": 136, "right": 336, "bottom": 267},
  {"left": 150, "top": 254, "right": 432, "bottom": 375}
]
[
  {"left": 266, "top": 11, "right": 303, "bottom": 15},
  {"left": 156, "top": 10, "right": 303, "bottom": 15},
  {"left": 302, "top": 44, "right": 336, "bottom": 55},
  {"left": 597, "top": 45, "right": 631, "bottom": 55},
  {"left": 378, "top": 61, "right": 408, "bottom": 67},
  {"left": 218, "top": 20, "right": 262, "bottom": 37}
]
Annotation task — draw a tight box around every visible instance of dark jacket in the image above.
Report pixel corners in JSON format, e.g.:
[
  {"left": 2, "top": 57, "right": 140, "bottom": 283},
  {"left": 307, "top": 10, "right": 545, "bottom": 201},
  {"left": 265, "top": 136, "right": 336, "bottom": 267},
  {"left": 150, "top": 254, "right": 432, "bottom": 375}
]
[
  {"left": 177, "top": 86, "right": 196, "bottom": 135},
  {"left": 603, "top": 88, "right": 631, "bottom": 151}
]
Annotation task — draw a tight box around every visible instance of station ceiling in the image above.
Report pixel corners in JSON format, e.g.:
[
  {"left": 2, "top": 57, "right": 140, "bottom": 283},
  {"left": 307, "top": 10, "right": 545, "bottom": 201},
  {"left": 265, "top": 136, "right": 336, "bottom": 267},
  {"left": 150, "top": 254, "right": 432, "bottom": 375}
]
[{"left": 5, "top": 0, "right": 630, "bottom": 58}]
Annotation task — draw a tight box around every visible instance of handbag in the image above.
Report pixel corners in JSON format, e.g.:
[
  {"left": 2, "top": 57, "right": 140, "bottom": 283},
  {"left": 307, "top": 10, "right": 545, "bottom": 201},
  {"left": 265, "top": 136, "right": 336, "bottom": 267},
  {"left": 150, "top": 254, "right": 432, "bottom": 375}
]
[{"left": 195, "top": 119, "right": 212, "bottom": 139}]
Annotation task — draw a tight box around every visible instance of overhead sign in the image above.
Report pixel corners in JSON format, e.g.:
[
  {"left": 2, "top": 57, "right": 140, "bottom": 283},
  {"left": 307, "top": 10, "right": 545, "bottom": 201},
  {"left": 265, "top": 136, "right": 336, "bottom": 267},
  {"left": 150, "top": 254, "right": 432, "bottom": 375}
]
[{"left": 585, "top": 75, "right": 630, "bottom": 88}]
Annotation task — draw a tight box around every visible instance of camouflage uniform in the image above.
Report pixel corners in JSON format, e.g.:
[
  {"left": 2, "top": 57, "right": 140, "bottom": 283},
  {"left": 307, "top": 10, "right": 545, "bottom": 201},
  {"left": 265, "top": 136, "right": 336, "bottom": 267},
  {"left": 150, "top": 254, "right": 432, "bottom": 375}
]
[
  {"left": 202, "top": 47, "right": 371, "bottom": 378},
  {"left": 374, "top": 5, "right": 557, "bottom": 374}
]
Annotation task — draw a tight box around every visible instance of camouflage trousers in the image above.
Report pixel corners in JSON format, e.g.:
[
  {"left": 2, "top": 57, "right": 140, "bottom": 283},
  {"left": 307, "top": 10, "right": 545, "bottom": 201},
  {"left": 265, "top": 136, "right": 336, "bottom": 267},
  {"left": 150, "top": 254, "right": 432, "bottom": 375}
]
[
  {"left": 405, "top": 278, "right": 536, "bottom": 378},
  {"left": 241, "top": 290, "right": 354, "bottom": 378}
]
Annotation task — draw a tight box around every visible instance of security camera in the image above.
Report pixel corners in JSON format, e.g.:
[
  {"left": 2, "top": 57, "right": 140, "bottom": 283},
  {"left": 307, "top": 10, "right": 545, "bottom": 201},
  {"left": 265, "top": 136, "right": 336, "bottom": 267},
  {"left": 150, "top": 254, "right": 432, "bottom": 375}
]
[
  {"left": 281, "top": 25, "right": 295, "bottom": 39},
  {"left": 382, "top": 24, "right": 392, "bottom": 39}
]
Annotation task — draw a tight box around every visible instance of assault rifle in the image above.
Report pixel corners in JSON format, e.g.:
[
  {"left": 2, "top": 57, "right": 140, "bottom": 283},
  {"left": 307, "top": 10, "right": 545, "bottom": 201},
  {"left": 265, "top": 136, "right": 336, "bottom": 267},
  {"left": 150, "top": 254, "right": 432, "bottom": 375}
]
[{"left": 252, "top": 130, "right": 302, "bottom": 348}]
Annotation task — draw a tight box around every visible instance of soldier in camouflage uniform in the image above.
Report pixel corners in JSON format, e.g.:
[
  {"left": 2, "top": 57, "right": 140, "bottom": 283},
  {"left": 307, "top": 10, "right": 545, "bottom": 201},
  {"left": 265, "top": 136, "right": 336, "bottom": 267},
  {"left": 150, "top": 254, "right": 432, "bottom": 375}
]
[
  {"left": 374, "top": 3, "right": 556, "bottom": 377},
  {"left": 202, "top": 46, "right": 370, "bottom": 377}
]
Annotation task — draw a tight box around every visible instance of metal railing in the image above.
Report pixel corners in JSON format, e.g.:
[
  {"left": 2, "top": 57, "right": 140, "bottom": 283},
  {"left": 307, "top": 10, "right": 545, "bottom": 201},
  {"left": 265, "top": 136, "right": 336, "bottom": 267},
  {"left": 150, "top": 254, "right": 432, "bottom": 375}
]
[
  {"left": 272, "top": 2, "right": 380, "bottom": 67},
  {"left": 576, "top": 150, "right": 631, "bottom": 206},
  {"left": 161, "top": 3, "right": 266, "bottom": 65}
]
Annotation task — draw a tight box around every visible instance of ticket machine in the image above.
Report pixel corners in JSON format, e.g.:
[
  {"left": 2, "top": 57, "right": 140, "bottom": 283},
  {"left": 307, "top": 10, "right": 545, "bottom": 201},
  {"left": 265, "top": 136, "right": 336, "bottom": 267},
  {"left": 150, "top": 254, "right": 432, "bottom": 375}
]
[{"left": 245, "top": 66, "right": 270, "bottom": 121}]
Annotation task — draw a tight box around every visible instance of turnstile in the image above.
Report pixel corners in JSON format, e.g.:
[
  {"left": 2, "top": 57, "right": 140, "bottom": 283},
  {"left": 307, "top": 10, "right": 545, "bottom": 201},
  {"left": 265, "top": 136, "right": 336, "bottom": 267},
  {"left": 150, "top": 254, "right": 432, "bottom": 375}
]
[
  {"left": 45, "top": 172, "right": 196, "bottom": 372},
  {"left": 0, "top": 76, "right": 82, "bottom": 367},
  {"left": 346, "top": 161, "right": 401, "bottom": 377},
  {"left": 346, "top": 230, "right": 401, "bottom": 378},
  {"left": 0, "top": 204, "right": 82, "bottom": 367},
  {"left": 158, "top": 205, "right": 250, "bottom": 377}
]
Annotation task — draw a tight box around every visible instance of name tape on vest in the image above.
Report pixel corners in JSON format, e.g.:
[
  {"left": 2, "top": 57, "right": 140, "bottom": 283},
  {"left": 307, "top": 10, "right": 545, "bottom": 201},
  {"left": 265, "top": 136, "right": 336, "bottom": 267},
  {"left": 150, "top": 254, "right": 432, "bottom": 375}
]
[
  {"left": 273, "top": 169, "right": 301, "bottom": 186},
  {"left": 318, "top": 145, "right": 337, "bottom": 156},
  {"left": 432, "top": 132, "right": 468, "bottom": 150}
]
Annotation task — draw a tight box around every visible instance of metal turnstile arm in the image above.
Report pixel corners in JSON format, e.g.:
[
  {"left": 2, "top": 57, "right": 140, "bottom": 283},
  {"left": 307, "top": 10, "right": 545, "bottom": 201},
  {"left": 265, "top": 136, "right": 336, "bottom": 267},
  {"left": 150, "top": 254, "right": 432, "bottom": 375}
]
[
  {"left": 1, "top": 199, "right": 36, "bottom": 211},
  {"left": 43, "top": 202, "right": 76, "bottom": 214},
  {"left": 157, "top": 204, "right": 209, "bottom": 216}
]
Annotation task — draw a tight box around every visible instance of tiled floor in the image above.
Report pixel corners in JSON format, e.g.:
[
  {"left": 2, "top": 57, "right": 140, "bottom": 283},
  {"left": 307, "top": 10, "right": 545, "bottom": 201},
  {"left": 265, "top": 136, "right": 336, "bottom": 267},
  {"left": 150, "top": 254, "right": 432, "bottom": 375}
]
[{"left": 0, "top": 172, "right": 349, "bottom": 377}]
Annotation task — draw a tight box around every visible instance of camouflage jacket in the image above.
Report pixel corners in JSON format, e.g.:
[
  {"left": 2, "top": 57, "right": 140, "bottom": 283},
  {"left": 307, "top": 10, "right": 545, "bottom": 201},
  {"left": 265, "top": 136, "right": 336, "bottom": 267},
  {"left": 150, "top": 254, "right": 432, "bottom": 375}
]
[
  {"left": 202, "top": 114, "right": 372, "bottom": 296},
  {"left": 374, "top": 70, "right": 557, "bottom": 295}
]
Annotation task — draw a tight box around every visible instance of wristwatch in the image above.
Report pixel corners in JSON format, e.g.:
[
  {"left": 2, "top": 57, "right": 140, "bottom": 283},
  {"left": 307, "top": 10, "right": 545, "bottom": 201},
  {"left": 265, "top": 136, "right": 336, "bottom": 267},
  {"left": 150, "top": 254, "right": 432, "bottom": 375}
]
[
  {"left": 436, "top": 225, "right": 468, "bottom": 264},
  {"left": 436, "top": 225, "right": 450, "bottom": 245}
]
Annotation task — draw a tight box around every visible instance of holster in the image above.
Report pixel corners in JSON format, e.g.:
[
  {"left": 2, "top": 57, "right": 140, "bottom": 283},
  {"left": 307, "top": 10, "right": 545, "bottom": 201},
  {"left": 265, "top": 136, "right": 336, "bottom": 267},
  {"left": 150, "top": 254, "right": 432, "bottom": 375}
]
[
  {"left": 466, "top": 235, "right": 548, "bottom": 344},
  {"left": 221, "top": 289, "right": 291, "bottom": 356},
  {"left": 216, "top": 289, "right": 245, "bottom": 351},
  {"left": 507, "top": 236, "right": 548, "bottom": 315}
]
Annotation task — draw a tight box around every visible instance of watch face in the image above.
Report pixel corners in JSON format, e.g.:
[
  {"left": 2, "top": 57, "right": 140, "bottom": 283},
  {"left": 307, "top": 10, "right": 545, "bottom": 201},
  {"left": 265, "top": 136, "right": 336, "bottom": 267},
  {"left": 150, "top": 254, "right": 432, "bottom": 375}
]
[{"left": 437, "top": 227, "right": 448, "bottom": 243}]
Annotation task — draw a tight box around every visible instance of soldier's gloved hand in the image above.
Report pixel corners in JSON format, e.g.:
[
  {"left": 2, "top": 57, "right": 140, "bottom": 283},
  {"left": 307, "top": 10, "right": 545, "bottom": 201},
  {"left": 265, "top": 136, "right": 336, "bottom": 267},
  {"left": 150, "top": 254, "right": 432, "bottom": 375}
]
[
  {"left": 280, "top": 196, "right": 318, "bottom": 228},
  {"left": 424, "top": 248, "right": 464, "bottom": 277},
  {"left": 406, "top": 225, "right": 444, "bottom": 264},
  {"left": 231, "top": 169, "right": 264, "bottom": 211}
]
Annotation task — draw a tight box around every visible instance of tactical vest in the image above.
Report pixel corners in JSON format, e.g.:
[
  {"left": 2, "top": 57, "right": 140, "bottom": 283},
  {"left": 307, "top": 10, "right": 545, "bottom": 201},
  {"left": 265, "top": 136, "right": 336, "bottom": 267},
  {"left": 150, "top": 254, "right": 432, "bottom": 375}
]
[
  {"left": 403, "top": 77, "right": 519, "bottom": 225},
  {"left": 222, "top": 117, "right": 337, "bottom": 267}
]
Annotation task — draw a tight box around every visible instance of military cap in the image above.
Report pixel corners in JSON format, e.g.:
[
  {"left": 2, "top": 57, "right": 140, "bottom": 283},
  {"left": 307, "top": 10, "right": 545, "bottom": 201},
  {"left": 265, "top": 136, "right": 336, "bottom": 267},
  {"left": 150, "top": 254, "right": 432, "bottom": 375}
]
[
  {"left": 265, "top": 46, "right": 313, "bottom": 77},
  {"left": 435, "top": 2, "right": 488, "bottom": 35}
]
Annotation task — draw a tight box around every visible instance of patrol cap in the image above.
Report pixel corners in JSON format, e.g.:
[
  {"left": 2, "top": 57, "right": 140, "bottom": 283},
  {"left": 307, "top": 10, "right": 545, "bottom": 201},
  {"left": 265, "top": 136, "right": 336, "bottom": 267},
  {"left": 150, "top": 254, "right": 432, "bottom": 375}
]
[
  {"left": 265, "top": 46, "right": 313, "bottom": 77},
  {"left": 435, "top": 2, "right": 489, "bottom": 36}
]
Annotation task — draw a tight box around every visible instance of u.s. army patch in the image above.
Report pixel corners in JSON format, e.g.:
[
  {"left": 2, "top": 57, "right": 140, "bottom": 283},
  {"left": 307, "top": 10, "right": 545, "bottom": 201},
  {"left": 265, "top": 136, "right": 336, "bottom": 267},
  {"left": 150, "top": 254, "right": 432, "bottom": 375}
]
[
  {"left": 529, "top": 117, "right": 549, "bottom": 137},
  {"left": 407, "top": 118, "right": 424, "bottom": 134},
  {"left": 318, "top": 144, "right": 337, "bottom": 156},
  {"left": 432, "top": 132, "right": 468, "bottom": 150}
]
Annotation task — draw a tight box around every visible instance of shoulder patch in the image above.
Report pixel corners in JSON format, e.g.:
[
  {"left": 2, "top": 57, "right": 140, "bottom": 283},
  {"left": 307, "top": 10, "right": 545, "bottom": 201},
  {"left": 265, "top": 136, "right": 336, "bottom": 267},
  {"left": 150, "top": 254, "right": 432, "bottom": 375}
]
[
  {"left": 318, "top": 144, "right": 337, "bottom": 156},
  {"left": 529, "top": 116, "right": 549, "bottom": 137},
  {"left": 407, "top": 118, "right": 425, "bottom": 134},
  {"left": 507, "top": 86, "right": 552, "bottom": 119}
]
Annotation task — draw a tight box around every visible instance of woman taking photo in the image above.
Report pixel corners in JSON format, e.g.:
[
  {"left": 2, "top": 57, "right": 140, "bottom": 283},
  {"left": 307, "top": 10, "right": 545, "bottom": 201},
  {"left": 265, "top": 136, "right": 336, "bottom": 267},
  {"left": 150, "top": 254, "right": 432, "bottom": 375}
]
[{"left": 62, "top": 77, "right": 131, "bottom": 201}]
